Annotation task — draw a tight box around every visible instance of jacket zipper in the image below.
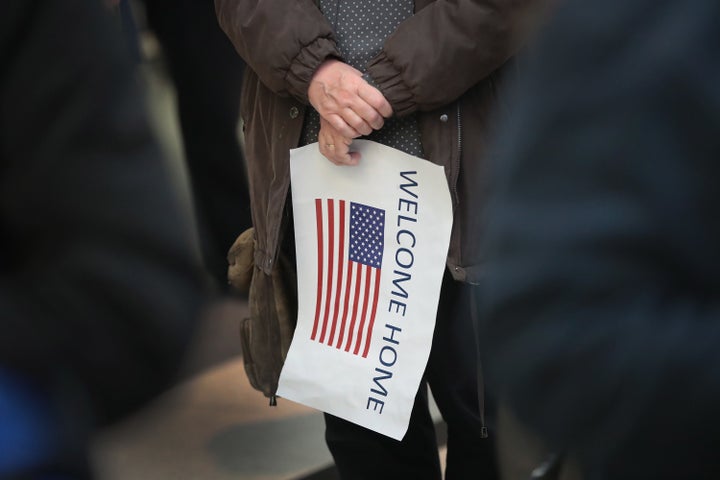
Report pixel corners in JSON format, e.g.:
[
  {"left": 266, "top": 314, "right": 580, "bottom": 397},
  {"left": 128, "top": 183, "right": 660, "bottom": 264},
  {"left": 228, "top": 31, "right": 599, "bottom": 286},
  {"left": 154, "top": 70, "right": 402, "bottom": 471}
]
[
  {"left": 451, "top": 103, "right": 461, "bottom": 205},
  {"left": 454, "top": 104, "right": 488, "bottom": 433}
]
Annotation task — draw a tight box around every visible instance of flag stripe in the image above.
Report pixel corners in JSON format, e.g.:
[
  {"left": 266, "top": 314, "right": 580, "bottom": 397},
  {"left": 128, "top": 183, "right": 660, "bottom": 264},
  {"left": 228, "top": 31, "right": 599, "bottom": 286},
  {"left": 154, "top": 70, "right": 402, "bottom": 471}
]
[
  {"left": 362, "top": 268, "right": 382, "bottom": 358},
  {"left": 327, "top": 201, "right": 346, "bottom": 346},
  {"left": 319, "top": 199, "right": 335, "bottom": 343},
  {"left": 335, "top": 260, "right": 354, "bottom": 349},
  {"left": 345, "top": 265, "right": 363, "bottom": 352},
  {"left": 353, "top": 264, "right": 373, "bottom": 355},
  {"left": 311, "top": 198, "right": 324, "bottom": 340}
]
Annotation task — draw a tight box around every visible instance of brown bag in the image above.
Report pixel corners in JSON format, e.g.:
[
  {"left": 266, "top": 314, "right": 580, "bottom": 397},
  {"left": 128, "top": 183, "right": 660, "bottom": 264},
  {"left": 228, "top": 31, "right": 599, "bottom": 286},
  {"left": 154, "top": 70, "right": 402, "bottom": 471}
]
[{"left": 227, "top": 227, "right": 297, "bottom": 404}]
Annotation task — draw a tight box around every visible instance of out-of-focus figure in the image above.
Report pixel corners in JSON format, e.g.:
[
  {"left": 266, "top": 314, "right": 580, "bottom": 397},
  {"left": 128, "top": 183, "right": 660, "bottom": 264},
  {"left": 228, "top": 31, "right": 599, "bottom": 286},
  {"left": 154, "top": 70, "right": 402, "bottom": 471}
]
[
  {"left": 479, "top": 0, "right": 720, "bottom": 479},
  {"left": 0, "top": 0, "right": 206, "bottom": 477},
  {"left": 138, "top": 0, "right": 251, "bottom": 292}
]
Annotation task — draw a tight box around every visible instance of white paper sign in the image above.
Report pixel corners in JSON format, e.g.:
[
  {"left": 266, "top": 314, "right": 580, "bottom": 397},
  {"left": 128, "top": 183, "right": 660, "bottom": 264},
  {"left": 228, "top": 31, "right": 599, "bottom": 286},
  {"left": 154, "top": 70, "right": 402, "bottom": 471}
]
[{"left": 277, "top": 140, "right": 453, "bottom": 440}]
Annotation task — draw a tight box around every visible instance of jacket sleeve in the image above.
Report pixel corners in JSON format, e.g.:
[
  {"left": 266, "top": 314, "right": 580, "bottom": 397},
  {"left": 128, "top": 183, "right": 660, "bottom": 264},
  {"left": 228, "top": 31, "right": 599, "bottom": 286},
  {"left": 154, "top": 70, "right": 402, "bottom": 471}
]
[
  {"left": 367, "top": 0, "right": 539, "bottom": 116},
  {"left": 0, "top": 0, "right": 205, "bottom": 425},
  {"left": 215, "top": 0, "right": 342, "bottom": 103}
]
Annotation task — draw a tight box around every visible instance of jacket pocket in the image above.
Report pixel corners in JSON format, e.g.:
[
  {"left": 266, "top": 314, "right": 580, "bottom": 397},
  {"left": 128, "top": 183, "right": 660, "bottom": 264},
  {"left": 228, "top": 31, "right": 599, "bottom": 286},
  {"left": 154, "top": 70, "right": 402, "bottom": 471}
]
[
  {"left": 229, "top": 224, "right": 298, "bottom": 402},
  {"left": 236, "top": 263, "right": 297, "bottom": 401},
  {"left": 238, "top": 315, "right": 264, "bottom": 394}
]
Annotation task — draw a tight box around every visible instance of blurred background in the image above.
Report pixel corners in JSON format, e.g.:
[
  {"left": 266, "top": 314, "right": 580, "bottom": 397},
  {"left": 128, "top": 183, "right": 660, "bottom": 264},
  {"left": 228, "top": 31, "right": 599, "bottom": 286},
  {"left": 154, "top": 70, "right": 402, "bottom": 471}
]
[{"left": 88, "top": 12, "right": 334, "bottom": 480}]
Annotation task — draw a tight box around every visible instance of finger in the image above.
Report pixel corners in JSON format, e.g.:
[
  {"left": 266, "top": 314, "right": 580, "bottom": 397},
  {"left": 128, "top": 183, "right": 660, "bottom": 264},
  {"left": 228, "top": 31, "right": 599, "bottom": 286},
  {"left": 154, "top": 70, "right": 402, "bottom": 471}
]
[
  {"left": 316, "top": 76, "right": 385, "bottom": 131},
  {"left": 327, "top": 114, "right": 362, "bottom": 139},
  {"left": 320, "top": 137, "right": 359, "bottom": 166},
  {"left": 350, "top": 99, "right": 385, "bottom": 131},
  {"left": 329, "top": 82, "right": 384, "bottom": 131},
  {"left": 358, "top": 82, "right": 393, "bottom": 118},
  {"left": 345, "top": 150, "right": 361, "bottom": 165},
  {"left": 333, "top": 147, "right": 360, "bottom": 166},
  {"left": 320, "top": 142, "right": 347, "bottom": 166},
  {"left": 337, "top": 138, "right": 360, "bottom": 166},
  {"left": 319, "top": 135, "right": 341, "bottom": 160},
  {"left": 324, "top": 93, "right": 381, "bottom": 133},
  {"left": 339, "top": 107, "right": 373, "bottom": 136},
  {"left": 320, "top": 117, "right": 353, "bottom": 148}
]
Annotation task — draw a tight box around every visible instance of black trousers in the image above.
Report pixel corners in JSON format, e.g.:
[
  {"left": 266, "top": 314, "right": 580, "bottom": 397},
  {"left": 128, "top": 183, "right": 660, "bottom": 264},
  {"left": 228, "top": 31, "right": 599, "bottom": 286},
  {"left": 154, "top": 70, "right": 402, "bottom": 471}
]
[
  {"left": 324, "top": 272, "right": 498, "bottom": 479},
  {"left": 142, "top": 0, "right": 251, "bottom": 289}
]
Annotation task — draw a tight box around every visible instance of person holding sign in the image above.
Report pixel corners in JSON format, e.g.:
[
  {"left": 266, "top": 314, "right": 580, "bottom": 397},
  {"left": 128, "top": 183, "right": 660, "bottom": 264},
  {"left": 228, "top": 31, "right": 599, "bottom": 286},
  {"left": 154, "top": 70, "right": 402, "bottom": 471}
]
[{"left": 216, "top": 0, "right": 538, "bottom": 477}]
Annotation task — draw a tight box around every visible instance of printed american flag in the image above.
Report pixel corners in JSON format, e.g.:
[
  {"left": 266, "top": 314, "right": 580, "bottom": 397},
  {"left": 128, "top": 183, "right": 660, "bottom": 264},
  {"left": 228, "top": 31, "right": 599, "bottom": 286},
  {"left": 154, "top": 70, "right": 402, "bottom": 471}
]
[{"left": 311, "top": 199, "right": 385, "bottom": 358}]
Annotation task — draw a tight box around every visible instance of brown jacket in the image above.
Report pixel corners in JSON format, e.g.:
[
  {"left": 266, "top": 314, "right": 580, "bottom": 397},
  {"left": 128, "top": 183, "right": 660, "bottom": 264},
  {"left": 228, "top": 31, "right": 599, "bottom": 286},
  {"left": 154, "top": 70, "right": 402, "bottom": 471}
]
[
  {"left": 217, "top": 0, "right": 534, "bottom": 284},
  {"left": 217, "top": 0, "right": 535, "bottom": 398}
]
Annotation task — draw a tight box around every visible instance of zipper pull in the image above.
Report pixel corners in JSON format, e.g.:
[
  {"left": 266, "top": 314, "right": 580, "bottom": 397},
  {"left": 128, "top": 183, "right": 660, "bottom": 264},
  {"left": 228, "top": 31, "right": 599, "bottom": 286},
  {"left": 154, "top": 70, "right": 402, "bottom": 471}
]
[{"left": 269, "top": 395, "right": 277, "bottom": 406}]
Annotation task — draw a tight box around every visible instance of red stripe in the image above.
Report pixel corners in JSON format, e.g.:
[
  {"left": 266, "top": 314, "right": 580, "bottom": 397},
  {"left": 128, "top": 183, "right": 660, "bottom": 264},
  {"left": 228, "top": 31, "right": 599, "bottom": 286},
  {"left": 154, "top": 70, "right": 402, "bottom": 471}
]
[
  {"left": 335, "top": 260, "right": 353, "bottom": 349},
  {"left": 311, "top": 199, "right": 323, "bottom": 340},
  {"left": 353, "top": 264, "right": 373, "bottom": 355},
  {"left": 362, "top": 268, "right": 382, "bottom": 358},
  {"left": 319, "top": 199, "right": 335, "bottom": 343},
  {"left": 344, "top": 264, "right": 363, "bottom": 352},
  {"left": 327, "top": 201, "right": 345, "bottom": 345}
]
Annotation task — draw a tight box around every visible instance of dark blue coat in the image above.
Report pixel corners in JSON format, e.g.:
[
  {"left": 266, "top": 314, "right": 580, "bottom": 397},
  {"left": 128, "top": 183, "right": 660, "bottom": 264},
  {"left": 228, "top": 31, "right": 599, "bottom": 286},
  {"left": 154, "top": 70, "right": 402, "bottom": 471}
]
[
  {"left": 0, "top": 1, "right": 206, "bottom": 476},
  {"left": 479, "top": 0, "right": 720, "bottom": 478}
]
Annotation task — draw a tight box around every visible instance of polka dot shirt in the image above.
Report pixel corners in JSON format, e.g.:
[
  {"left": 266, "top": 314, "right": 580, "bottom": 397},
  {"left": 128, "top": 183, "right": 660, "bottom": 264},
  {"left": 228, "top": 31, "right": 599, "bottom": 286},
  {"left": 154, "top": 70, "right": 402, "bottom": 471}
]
[{"left": 301, "top": 0, "right": 425, "bottom": 159}]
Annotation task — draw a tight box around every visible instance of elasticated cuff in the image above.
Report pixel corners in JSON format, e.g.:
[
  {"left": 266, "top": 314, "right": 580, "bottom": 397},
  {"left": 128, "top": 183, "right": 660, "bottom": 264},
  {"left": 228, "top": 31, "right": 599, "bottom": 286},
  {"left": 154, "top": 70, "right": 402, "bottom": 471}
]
[
  {"left": 366, "top": 51, "right": 416, "bottom": 117},
  {"left": 286, "top": 37, "right": 342, "bottom": 104}
]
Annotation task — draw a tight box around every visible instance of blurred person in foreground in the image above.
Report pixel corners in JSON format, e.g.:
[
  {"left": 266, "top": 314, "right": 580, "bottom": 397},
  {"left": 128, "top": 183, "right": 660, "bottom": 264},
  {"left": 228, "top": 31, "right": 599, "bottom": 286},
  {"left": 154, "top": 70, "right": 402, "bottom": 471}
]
[
  {"left": 107, "top": 0, "right": 252, "bottom": 293},
  {"left": 138, "top": 0, "right": 252, "bottom": 292},
  {"left": 0, "top": 0, "right": 206, "bottom": 477},
  {"left": 478, "top": 0, "right": 720, "bottom": 478}
]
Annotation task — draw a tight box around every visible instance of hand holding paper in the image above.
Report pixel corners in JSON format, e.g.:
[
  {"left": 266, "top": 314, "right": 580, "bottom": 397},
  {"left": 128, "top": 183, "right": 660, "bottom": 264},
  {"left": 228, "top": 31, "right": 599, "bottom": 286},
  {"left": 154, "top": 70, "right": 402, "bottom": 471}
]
[
  {"left": 277, "top": 140, "right": 452, "bottom": 440},
  {"left": 318, "top": 117, "right": 358, "bottom": 166}
]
